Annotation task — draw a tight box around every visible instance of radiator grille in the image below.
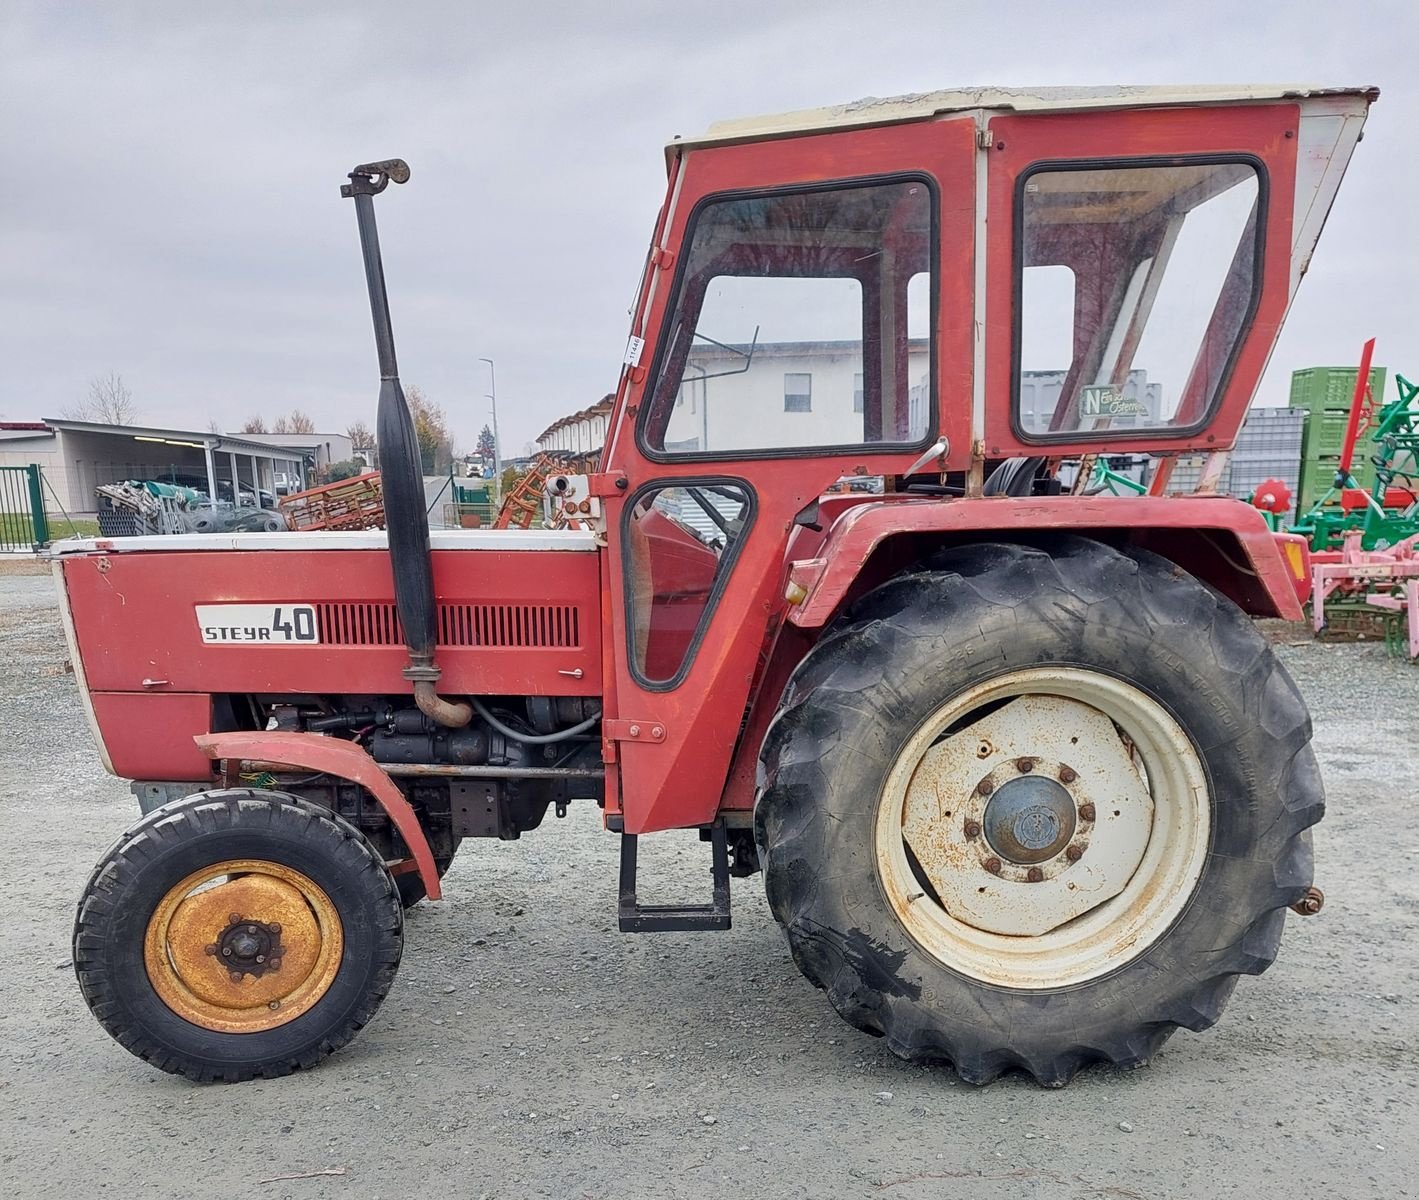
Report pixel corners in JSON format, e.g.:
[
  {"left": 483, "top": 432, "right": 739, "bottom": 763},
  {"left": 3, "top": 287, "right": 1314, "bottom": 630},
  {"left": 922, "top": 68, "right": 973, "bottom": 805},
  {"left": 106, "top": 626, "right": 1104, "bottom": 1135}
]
[{"left": 317, "top": 602, "right": 581, "bottom": 648}]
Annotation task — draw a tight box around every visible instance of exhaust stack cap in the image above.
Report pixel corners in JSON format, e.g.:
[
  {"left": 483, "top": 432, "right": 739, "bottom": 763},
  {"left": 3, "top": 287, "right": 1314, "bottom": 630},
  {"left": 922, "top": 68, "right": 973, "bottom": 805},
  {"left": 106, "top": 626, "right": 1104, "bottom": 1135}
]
[{"left": 341, "top": 159, "right": 411, "bottom": 199}]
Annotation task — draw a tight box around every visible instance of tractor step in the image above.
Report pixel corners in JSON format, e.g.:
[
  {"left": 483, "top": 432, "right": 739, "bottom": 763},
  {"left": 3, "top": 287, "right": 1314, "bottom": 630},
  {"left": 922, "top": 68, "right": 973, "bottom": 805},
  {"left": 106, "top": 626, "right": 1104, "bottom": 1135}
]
[{"left": 618, "top": 823, "right": 731, "bottom": 932}]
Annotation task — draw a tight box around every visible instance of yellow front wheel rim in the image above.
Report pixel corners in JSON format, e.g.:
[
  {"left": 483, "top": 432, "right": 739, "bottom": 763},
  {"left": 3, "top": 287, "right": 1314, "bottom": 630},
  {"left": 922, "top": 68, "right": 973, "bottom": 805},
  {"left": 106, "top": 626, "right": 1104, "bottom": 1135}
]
[{"left": 143, "top": 859, "right": 344, "bottom": 1033}]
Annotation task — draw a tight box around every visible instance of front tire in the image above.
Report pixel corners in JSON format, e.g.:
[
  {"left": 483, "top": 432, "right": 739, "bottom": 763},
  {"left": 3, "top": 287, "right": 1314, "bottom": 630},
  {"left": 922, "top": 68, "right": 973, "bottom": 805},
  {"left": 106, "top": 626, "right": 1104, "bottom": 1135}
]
[
  {"left": 74, "top": 789, "right": 403, "bottom": 1082},
  {"left": 755, "top": 539, "right": 1322, "bottom": 1086}
]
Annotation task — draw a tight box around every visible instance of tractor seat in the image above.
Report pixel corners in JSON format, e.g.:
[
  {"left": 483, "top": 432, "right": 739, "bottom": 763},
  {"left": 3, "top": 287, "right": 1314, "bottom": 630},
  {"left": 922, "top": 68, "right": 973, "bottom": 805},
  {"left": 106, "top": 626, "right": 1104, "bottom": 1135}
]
[{"left": 983, "top": 457, "right": 1049, "bottom": 497}]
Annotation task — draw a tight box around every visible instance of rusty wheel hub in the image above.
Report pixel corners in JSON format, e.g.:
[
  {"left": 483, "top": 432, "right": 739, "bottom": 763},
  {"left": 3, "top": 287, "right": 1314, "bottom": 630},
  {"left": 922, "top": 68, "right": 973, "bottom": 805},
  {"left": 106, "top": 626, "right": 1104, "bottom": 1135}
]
[
  {"left": 144, "top": 860, "right": 343, "bottom": 1033},
  {"left": 208, "top": 915, "right": 286, "bottom": 980}
]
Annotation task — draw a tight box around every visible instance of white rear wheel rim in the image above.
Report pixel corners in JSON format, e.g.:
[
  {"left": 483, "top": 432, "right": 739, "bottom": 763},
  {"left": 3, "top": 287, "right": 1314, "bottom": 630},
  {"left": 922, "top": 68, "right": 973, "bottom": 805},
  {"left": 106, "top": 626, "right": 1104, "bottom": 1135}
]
[{"left": 874, "top": 667, "right": 1210, "bottom": 989}]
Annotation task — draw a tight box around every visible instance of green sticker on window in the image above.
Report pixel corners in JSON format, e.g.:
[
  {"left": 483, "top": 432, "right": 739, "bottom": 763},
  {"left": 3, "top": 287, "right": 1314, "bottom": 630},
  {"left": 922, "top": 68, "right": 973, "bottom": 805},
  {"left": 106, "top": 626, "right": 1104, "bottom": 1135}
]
[{"left": 1080, "top": 386, "right": 1149, "bottom": 417}]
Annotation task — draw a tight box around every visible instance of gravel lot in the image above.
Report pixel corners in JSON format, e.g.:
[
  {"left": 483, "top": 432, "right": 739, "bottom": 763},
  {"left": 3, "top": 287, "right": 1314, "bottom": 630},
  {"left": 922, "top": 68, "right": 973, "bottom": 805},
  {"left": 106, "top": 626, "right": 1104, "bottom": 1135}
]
[{"left": 1, "top": 564, "right": 1416, "bottom": 1199}]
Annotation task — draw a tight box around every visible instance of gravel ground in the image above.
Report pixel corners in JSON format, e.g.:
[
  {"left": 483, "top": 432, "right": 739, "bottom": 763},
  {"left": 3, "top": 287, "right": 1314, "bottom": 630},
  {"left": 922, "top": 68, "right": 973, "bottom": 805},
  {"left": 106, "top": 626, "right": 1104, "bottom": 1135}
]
[{"left": 1, "top": 569, "right": 1416, "bottom": 1199}]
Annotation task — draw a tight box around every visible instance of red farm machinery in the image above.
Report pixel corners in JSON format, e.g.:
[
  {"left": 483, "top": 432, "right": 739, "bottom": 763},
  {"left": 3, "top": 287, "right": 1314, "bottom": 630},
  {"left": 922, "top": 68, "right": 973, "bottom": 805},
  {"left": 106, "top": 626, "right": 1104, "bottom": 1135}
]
[{"left": 58, "top": 84, "right": 1376, "bottom": 1085}]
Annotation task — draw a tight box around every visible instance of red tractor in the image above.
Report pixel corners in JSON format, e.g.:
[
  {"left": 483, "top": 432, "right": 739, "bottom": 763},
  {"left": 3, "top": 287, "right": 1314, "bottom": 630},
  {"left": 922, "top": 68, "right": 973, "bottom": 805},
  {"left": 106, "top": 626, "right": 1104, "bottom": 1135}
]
[{"left": 59, "top": 84, "right": 1374, "bottom": 1085}]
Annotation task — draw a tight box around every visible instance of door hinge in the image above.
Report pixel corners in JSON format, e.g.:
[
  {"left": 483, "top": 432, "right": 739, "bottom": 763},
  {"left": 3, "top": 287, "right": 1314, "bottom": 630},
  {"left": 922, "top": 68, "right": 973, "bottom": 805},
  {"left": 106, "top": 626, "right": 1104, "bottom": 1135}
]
[{"left": 588, "top": 472, "right": 628, "bottom": 497}]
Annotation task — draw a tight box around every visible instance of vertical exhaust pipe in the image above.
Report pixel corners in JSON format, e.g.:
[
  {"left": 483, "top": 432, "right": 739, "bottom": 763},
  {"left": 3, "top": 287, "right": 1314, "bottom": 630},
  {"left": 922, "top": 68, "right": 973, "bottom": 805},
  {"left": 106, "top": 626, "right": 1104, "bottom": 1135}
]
[{"left": 342, "top": 159, "right": 471, "bottom": 728}]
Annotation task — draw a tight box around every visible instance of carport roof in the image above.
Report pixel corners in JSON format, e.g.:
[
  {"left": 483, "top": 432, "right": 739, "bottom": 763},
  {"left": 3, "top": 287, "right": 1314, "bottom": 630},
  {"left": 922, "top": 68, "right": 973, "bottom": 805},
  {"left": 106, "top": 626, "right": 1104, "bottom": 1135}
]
[{"left": 41, "top": 418, "right": 310, "bottom": 458}]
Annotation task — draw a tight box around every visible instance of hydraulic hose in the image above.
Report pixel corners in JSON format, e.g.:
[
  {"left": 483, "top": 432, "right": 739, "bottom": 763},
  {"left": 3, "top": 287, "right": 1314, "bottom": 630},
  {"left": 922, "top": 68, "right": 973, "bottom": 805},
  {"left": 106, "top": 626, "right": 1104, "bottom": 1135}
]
[{"left": 470, "top": 697, "right": 600, "bottom": 745}]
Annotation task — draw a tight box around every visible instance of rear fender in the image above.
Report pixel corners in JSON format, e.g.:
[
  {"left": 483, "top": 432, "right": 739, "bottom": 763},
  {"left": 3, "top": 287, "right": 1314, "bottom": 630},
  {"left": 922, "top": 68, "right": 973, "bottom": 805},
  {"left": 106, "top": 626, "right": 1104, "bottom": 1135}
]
[
  {"left": 194, "top": 731, "right": 441, "bottom": 900},
  {"left": 784, "top": 496, "right": 1307, "bottom": 627}
]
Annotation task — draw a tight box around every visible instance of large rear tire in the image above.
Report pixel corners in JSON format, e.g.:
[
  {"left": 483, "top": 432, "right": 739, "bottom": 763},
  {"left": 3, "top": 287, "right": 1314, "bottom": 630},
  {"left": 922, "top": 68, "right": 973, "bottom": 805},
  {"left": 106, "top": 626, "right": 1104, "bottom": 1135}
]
[
  {"left": 74, "top": 789, "right": 403, "bottom": 1082},
  {"left": 755, "top": 538, "right": 1322, "bottom": 1086}
]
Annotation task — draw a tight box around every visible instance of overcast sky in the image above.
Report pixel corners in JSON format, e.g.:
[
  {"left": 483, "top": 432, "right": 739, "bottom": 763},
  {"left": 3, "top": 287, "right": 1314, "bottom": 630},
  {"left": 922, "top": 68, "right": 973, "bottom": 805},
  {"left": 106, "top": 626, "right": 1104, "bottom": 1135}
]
[{"left": 2, "top": 1, "right": 1414, "bottom": 456}]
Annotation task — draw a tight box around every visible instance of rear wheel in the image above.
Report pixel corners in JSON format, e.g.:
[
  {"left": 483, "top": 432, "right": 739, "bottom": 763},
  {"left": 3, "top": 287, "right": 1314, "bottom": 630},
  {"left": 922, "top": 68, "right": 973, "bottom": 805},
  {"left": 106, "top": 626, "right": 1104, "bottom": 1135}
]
[
  {"left": 755, "top": 538, "right": 1322, "bottom": 1086},
  {"left": 74, "top": 789, "right": 402, "bottom": 1081}
]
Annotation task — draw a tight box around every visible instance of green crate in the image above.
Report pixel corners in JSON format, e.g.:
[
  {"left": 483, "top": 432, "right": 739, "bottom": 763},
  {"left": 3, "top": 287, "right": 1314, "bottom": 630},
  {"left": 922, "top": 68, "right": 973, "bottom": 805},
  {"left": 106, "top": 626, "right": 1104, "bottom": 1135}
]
[
  {"left": 1289, "top": 366, "right": 1388, "bottom": 415},
  {"left": 1297, "top": 453, "right": 1377, "bottom": 513},
  {"left": 1299, "top": 408, "right": 1357, "bottom": 458}
]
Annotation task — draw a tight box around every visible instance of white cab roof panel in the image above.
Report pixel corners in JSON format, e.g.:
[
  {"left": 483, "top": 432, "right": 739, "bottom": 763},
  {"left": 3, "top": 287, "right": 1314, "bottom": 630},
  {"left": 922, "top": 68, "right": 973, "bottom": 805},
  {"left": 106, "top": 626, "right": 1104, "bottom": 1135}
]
[{"left": 675, "top": 84, "right": 1378, "bottom": 151}]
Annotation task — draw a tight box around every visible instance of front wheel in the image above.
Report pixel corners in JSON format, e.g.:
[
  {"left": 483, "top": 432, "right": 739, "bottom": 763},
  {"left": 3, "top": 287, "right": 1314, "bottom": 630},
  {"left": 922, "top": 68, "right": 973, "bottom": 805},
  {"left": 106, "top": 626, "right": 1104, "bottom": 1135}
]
[
  {"left": 74, "top": 789, "right": 403, "bottom": 1081},
  {"left": 755, "top": 539, "right": 1322, "bottom": 1086}
]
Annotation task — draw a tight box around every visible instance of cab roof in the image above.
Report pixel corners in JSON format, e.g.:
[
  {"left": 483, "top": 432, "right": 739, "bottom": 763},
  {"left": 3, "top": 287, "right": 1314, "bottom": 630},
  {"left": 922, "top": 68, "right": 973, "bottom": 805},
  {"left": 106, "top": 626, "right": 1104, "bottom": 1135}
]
[{"left": 672, "top": 84, "right": 1378, "bottom": 153}]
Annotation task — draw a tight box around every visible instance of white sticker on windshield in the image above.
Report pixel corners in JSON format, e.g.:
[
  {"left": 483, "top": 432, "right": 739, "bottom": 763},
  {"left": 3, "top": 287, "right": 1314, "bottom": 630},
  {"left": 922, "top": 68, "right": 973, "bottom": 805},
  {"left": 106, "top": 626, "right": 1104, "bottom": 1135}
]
[{"left": 196, "top": 604, "right": 320, "bottom": 644}]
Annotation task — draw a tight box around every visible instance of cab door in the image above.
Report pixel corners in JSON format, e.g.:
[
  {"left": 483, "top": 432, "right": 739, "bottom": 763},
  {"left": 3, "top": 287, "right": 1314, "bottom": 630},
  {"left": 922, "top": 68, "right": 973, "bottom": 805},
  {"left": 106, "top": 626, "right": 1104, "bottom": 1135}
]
[{"left": 601, "top": 117, "right": 978, "bottom": 834}]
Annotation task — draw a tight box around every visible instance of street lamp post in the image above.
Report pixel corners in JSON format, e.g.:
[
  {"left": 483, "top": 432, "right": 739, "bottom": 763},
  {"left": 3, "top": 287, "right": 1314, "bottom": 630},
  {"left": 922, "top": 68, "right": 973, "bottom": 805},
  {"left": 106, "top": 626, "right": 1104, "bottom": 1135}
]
[{"left": 478, "top": 356, "right": 501, "bottom": 481}]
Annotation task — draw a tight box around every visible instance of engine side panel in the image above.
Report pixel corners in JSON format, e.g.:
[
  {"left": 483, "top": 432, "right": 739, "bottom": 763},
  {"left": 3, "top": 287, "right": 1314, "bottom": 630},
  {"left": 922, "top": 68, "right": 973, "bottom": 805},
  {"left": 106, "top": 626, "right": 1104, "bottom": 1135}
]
[
  {"left": 63, "top": 546, "right": 603, "bottom": 780},
  {"left": 64, "top": 547, "right": 602, "bottom": 697}
]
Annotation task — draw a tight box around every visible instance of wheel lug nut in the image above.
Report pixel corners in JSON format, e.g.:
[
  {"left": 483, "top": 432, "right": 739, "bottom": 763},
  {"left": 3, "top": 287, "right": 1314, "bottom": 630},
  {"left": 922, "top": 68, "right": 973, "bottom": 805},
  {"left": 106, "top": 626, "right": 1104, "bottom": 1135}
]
[
  {"left": 1079, "top": 803, "right": 1096, "bottom": 822},
  {"left": 1015, "top": 758, "right": 1034, "bottom": 773},
  {"left": 269, "top": 957, "right": 283, "bottom": 971},
  {"left": 204, "top": 944, "right": 218, "bottom": 956},
  {"left": 984, "top": 857, "right": 1002, "bottom": 875},
  {"left": 1059, "top": 766, "right": 1077, "bottom": 784},
  {"left": 268, "top": 1000, "right": 281, "bottom": 1011},
  {"left": 1026, "top": 866, "right": 1044, "bottom": 883},
  {"left": 1065, "top": 845, "right": 1083, "bottom": 862},
  {"left": 977, "top": 777, "right": 995, "bottom": 796},
  {"left": 221, "top": 947, "right": 232, "bottom": 957},
  {"left": 963, "top": 819, "right": 981, "bottom": 839},
  {"left": 247, "top": 925, "right": 258, "bottom": 934},
  {"left": 229, "top": 971, "right": 243, "bottom": 983},
  {"left": 255, "top": 955, "right": 265, "bottom": 964},
  {"left": 268, "top": 922, "right": 281, "bottom": 934}
]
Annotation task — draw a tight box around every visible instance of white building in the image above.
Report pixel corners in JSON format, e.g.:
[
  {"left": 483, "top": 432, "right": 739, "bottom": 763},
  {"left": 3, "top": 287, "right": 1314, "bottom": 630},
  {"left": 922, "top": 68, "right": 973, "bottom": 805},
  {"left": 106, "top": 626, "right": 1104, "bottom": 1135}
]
[
  {"left": 232, "top": 431, "right": 355, "bottom": 477},
  {"left": 662, "top": 339, "right": 930, "bottom": 453},
  {"left": 536, "top": 396, "right": 614, "bottom": 458}
]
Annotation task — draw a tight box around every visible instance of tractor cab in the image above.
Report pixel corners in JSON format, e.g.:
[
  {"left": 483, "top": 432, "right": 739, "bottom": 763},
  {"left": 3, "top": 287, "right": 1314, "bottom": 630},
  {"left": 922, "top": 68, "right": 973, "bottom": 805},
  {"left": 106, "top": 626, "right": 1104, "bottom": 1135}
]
[{"left": 593, "top": 85, "right": 1374, "bottom": 833}]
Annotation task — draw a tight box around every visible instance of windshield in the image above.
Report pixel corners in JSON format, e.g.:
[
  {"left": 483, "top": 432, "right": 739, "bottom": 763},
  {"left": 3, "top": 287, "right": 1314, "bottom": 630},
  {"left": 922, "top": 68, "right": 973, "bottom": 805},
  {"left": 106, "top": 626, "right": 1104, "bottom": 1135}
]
[{"left": 642, "top": 178, "right": 935, "bottom": 456}]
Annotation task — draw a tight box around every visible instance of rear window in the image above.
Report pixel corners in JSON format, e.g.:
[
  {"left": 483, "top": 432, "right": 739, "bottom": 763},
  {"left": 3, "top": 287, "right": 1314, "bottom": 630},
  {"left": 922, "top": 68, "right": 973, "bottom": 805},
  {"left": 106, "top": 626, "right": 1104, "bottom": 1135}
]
[{"left": 1014, "top": 158, "right": 1264, "bottom": 440}]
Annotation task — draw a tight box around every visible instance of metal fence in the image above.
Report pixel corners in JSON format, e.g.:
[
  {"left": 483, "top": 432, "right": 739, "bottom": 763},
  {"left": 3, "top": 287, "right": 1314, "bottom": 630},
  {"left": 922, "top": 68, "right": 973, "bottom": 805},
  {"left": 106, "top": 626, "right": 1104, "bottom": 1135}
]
[{"left": 0, "top": 465, "right": 50, "bottom": 552}]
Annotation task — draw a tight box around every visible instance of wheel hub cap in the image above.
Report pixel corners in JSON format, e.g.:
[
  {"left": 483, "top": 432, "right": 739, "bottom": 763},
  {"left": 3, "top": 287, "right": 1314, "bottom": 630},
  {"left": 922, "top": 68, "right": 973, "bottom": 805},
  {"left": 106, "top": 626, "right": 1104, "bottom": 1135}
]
[{"left": 982, "top": 776, "right": 1076, "bottom": 864}]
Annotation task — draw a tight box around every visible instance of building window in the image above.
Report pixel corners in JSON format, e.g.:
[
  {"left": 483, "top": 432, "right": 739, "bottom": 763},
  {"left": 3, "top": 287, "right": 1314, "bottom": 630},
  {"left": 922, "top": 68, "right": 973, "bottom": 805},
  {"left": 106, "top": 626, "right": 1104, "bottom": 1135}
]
[
  {"left": 853, "top": 373, "right": 864, "bottom": 414},
  {"left": 784, "top": 373, "right": 812, "bottom": 413}
]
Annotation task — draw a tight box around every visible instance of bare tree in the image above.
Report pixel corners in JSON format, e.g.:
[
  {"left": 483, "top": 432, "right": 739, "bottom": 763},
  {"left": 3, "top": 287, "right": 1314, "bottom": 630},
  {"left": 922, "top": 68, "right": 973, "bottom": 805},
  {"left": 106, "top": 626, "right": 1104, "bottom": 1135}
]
[
  {"left": 241, "top": 416, "right": 268, "bottom": 434},
  {"left": 346, "top": 420, "right": 374, "bottom": 451},
  {"left": 63, "top": 372, "right": 138, "bottom": 425},
  {"left": 268, "top": 410, "right": 314, "bottom": 435}
]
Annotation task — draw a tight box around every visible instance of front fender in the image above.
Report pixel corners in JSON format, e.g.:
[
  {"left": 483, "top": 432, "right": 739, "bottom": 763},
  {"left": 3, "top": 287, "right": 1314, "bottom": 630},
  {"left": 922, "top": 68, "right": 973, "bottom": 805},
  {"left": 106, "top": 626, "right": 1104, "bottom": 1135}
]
[{"left": 194, "top": 731, "right": 441, "bottom": 900}]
